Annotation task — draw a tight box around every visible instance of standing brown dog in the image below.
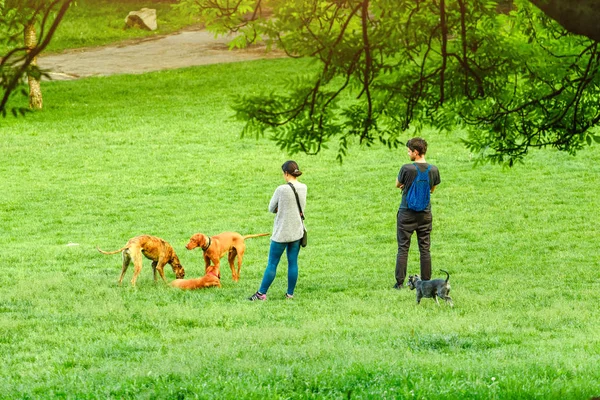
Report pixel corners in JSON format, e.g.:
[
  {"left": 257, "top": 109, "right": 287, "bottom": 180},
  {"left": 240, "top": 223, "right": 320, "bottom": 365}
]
[
  {"left": 97, "top": 235, "right": 185, "bottom": 286},
  {"left": 171, "top": 265, "right": 221, "bottom": 290},
  {"left": 185, "top": 232, "right": 269, "bottom": 281}
]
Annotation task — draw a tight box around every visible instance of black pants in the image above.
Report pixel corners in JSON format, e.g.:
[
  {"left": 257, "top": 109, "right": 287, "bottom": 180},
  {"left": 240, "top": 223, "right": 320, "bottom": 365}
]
[{"left": 395, "top": 209, "right": 432, "bottom": 285}]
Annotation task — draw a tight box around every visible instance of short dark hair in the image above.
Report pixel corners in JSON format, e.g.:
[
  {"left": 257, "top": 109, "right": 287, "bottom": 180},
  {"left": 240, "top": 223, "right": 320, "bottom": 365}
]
[
  {"left": 282, "top": 160, "right": 302, "bottom": 177},
  {"left": 406, "top": 137, "right": 428, "bottom": 156}
]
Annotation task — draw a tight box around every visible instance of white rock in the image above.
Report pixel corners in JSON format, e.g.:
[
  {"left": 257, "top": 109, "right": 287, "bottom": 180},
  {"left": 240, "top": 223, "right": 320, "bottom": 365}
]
[{"left": 125, "top": 8, "right": 157, "bottom": 31}]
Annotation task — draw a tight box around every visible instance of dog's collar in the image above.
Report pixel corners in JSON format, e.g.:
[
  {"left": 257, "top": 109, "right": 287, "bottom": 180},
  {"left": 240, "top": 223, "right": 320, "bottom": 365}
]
[
  {"left": 207, "top": 270, "right": 220, "bottom": 280},
  {"left": 201, "top": 236, "right": 212, "bottom": 251}
]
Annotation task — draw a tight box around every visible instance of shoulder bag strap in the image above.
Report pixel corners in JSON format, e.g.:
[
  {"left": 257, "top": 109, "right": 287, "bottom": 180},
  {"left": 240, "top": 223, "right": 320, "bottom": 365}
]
[{"left": 287, "top": 182, "right": 305, "bottom": 221}]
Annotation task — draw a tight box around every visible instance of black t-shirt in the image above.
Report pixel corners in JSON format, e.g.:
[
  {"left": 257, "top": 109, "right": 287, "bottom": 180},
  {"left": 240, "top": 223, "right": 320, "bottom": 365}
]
[{"left": 397, "top": 163, "right": 441, "bottom": 211}]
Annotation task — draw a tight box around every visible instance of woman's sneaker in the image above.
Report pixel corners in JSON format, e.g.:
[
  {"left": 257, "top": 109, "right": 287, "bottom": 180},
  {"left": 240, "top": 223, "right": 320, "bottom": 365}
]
[
  {"left": 248, "top": 292, "right": 266, "bottom": 301},
  {"left": 285, "top": 293, "right": 294, "bottom": 300}
]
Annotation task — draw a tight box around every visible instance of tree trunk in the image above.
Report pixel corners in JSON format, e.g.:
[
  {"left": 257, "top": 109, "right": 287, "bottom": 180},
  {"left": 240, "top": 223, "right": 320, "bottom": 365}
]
[
  {"left": 529, "top": 0, "right": 600, "bottom": 42},
  {"left": 24, "top": 23, "right": 43, "bottom": 110}
]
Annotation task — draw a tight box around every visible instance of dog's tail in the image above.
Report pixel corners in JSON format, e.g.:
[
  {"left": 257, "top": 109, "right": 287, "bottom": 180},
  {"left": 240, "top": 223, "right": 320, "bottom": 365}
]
[
  {"left": 96, "top": 245, "right": 127, "bottom": 255},
  {"left": 440, "top": 269, "right": 450, "bottom": 282},
  {"left": 243, "top": 233, "right": 270, "bottom": 239}
]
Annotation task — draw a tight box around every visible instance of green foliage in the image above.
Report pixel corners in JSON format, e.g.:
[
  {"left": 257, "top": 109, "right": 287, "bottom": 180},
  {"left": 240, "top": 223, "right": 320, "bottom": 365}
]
[
  {"left": 0, "top": 0, "right": 73, "bottom": 117},
  {"left": 1, "top": 60, "right": 600, "bottom": 398},
  {"left": 179, "top": 0, "right": 600, "bottom": 165}
]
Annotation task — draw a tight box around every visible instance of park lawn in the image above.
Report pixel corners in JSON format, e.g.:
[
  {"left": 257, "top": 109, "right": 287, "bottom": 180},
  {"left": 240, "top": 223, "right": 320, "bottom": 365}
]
[
  {"left": 1, "top": 58, "right": 599, "bottom": 399},
  {"left": 0, "top": 0, "right": 197, "bottom": 55}
]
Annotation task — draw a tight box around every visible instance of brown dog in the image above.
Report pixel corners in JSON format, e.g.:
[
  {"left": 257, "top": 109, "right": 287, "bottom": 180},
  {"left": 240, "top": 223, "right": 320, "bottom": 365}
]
[
  {"left": 185, "top": 232, "right": 269, "bottom": 281},
  {"left": 97, "top": 235, "right": 185, "bottom": 286},
  {"left": 171, "top": 265, "right": 221, "bottom": 290}
]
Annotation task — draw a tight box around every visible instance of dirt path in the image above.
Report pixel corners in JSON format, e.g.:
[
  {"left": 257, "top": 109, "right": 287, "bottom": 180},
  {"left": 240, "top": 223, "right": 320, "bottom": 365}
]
[{"left": 38, "top": 27, "right": 284, "bottom": 80}]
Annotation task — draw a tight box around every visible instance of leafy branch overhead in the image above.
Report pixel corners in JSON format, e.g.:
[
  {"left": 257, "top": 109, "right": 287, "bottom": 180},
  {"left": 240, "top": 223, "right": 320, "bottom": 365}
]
[
  {"left": 0, "top": 0, "right": 73, "bottom": 118},
  {"left": 179, "top": 0, "right": 600, "bottom": 165}
]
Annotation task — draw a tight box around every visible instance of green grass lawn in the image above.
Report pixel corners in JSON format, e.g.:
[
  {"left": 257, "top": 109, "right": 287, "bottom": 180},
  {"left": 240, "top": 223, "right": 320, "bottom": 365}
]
[
  {"left": 1, "top": 58, "right": 599, "bottom": 399},
  {"left": 0, "top": 0, "right": 197, "bottom": 55},
  {"left": 49, "top": 0, "right": 197, "bottom": 52}
]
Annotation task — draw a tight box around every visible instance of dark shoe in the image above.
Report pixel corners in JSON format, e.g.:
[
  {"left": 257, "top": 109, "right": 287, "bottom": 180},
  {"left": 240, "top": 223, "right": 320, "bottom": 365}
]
[
  {"left": 393, "top": 283, "right": 404, "bottom": 290},
  {"left": 248, "top": 291, "right": 266, "bottom": 301}
]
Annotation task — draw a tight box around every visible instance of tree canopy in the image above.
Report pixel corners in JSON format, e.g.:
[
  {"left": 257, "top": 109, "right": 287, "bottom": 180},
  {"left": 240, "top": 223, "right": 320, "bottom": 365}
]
[{"left": 179, "top": 0, "right": 600, "bottom": 165}]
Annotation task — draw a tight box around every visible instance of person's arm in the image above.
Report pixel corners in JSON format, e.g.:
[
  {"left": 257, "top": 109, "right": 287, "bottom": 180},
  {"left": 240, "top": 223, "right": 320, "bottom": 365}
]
[
  {"left": 396, "top": 166, "right": 406, "bottom": 189},
  {"left": 430, "top": 167, "right": 441, "bottom": 194},
  {"left": 268, "top": 188, "right": 279, "bottom": 213}
]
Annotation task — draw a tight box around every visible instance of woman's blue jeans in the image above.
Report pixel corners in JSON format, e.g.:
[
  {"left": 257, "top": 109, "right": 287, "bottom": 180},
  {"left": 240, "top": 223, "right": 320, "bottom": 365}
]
[{"left": 259, "top": 240, "right": 301, "bottom": 295}]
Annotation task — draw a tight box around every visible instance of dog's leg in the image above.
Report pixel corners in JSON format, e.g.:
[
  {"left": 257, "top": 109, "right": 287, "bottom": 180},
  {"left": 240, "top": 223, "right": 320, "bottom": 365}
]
[
  {"left": 434, "top": 295, "right": 441, "bottom": 306},
  {"left": 416, "top": 290, "right": 422, "bottom": 305},
  {"left": 130, "top": 250, "right": 144, "bottom": 286},
  {"left": 151, "top": 261, "right": 158, "bottom": 282},
  {"left": 155, "top": 258, "right": 168, "bottom": 284},
  {"left": 204, "top": 255, "right": 211, "bottom": 274},
  {"left": 118, "top": 250, "right": 131, "bottom": 285},
  {"left": 235, "top": 245, "right": 245, "bottom": 282},
  {"left": 443, "top": 295, "right": 454, "bottom": 307},
  {"left": 211, "top": 259, "right": 221, "bottom": 273},
  {"left": 440, "top": 287, "right": 453, "bottom": 307},
  {"left": 227, "top": 249, "right": 239, "bottom": 282}
]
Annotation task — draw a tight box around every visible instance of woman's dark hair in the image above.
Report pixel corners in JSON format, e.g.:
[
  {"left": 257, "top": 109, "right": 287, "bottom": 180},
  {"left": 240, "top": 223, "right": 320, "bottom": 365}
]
[
  {"left": 282, "top": 160, "right": 302, "bottom": 177},
  {"left": 406, "top": 137, "right": 428, "bottom": 156}
]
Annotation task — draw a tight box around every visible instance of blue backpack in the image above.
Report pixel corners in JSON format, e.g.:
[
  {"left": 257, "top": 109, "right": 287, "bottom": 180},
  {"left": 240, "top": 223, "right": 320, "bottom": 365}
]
[{"left": 406, "top": 164, "right": 431, "bottom": 212}]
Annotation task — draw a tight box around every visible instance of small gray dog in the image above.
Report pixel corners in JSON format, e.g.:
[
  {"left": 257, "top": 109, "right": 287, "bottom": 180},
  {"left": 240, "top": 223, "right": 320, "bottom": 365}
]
[{"left": 407, "top": 269, "right": 454, "bottom": 307}]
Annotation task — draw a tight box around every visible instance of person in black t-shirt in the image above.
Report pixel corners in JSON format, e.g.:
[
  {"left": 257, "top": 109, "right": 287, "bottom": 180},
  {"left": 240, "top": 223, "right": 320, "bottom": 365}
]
[{"left": 394, "top": 138, "right": 441, "bottom": 289}]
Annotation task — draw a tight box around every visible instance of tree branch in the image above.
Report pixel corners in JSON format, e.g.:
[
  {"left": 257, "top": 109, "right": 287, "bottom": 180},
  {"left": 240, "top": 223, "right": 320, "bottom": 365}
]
[{"left": 1, "top": 0, "right": 72, "bottom": 114}]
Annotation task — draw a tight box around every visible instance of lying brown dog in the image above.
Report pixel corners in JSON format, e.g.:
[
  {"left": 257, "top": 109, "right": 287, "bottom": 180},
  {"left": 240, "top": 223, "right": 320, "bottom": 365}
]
[
  {"left": 97, "top": 235, "right": 185, "bottom": 286},
  {"left": 171, "top": 265, "right": 221, "bottom": 290},
  {"left": 185, "top": 232, "right": 269, "bottom": 281}
]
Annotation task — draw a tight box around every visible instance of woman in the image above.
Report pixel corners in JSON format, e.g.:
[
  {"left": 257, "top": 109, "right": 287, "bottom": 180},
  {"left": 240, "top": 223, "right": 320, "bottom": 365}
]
[{"left": 248, "top": 160, "right": 307, "bottom": 301}]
